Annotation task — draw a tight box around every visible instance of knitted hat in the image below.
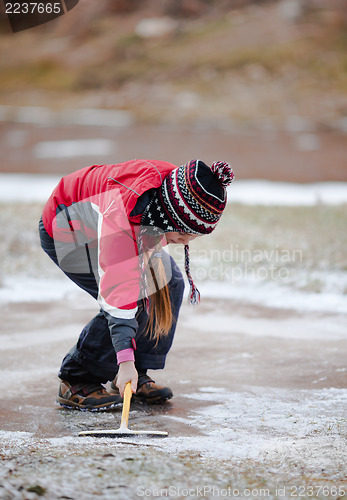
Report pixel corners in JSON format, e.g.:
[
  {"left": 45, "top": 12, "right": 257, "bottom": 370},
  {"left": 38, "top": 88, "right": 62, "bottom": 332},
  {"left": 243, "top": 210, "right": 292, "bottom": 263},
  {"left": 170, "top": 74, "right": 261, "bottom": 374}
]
[
  {"left": 142, "top": 160, "right": 233, "bottom": 235},
  {"left": 140, "top": 160, "right": 234, "bottom": 307}
]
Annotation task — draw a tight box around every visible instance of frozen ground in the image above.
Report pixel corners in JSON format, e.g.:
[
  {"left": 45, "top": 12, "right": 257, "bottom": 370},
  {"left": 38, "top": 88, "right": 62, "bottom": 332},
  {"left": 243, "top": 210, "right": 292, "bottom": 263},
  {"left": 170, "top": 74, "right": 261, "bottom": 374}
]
[
  {"left": 0, "top": 181, "right": 346, "bottom": 499},
  {"left": 0, "top": 288, "right": 346, "bottom": 500},
  {"left": 0, "top": 291, "right": 346, "bottom": 499}
]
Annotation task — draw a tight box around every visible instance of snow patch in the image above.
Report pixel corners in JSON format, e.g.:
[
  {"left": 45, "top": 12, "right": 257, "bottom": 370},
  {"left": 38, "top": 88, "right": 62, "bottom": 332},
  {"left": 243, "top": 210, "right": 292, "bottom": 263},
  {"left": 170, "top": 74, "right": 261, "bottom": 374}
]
[
  {"left": 0, "top": 276, "right": 80, "bottom": 304},
  {"left": 0, "top": 173, "right": 61, "bottom": 203},
  {"left": 1, "top": 174, "right": 347, "bottom": 205},
  {"left": 195, "top": 279, "right": 347, "bottom": 315},
  {"left": 228, "top": 180, "right": 347, "bottom": 206}
]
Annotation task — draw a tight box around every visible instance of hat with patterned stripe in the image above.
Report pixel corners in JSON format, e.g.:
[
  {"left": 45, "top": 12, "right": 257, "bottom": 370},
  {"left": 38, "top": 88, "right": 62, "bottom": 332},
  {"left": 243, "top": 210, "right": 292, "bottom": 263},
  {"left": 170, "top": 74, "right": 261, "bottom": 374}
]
[
  {"left": 141, "top": 159, "right": 234, "bottom": 306},
  {"left": 142, "top": 159, "right": 233, "bottom": 235}
]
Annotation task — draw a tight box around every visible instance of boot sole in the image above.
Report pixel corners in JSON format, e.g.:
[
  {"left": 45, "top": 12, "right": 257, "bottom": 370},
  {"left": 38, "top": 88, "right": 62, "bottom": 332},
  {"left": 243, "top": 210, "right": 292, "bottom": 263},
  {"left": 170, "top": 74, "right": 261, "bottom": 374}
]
[
  {"left": 108, "top": 389, "right": 173, "bottom": 404},
  {"left": 134, "top": 393, "right": 173, "bottom": 404},
  {"left": 109, "top": 384, "right": 173, "bottom": 404},
  {"left": 56, "top": 397, "right": 121, "bottom": 412}
]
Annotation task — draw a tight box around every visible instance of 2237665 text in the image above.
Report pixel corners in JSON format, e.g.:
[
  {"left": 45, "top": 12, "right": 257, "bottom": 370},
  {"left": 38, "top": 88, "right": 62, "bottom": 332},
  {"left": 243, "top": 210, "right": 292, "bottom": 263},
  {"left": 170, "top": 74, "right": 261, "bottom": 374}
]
[{"left": 5, "top": 2, "right": 62, "bottom": 14}]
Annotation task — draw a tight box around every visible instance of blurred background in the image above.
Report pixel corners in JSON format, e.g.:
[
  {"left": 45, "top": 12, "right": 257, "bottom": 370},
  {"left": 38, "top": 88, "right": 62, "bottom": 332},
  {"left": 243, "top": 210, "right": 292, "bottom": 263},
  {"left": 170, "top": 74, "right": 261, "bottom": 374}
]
[
  {"left": 0, "top": 0, "right": 346, "bottom": 300},
  {"left": 0, "top": 0, "right": 346, "bottom": 301},
  {"left": 0, "top": 3, "right": 347, "bottom": 484},
  {"left": 0, "top": 0, "right": 346, "bottom": 181}
]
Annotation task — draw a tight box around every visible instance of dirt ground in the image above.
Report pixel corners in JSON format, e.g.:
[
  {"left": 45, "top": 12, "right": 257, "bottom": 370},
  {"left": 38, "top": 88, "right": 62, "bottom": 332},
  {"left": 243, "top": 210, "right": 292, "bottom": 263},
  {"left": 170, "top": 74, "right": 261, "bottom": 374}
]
[{"left": 0, "top": 289, "right": 346, "bottom": 499}]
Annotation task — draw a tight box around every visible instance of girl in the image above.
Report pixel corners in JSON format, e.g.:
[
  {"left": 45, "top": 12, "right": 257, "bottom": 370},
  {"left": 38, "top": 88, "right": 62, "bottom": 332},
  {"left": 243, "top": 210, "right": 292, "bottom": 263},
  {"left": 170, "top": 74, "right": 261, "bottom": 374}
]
[{"left": 39, "top": 158, "right": 233, "bottom": 410}]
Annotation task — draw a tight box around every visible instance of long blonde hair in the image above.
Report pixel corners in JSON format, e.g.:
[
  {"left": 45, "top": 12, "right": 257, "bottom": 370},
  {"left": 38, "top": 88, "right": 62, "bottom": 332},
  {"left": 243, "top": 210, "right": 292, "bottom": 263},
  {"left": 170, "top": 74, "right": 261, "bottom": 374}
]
[{"left": 145, "top": 249, "right": 173, "bottom": 343}]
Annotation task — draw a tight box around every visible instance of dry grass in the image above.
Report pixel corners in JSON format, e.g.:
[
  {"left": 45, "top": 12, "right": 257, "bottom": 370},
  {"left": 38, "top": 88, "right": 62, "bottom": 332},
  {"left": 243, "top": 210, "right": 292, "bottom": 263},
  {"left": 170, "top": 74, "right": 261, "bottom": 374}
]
[
  {"left": 0, "top": 201, "right": 346, "bottom": 295},
  {"left": 174, "top": 202, "right": 347, "bottom": 293},
  {"left": 0, "top": 199, "right": 347, "bottom": 280}
]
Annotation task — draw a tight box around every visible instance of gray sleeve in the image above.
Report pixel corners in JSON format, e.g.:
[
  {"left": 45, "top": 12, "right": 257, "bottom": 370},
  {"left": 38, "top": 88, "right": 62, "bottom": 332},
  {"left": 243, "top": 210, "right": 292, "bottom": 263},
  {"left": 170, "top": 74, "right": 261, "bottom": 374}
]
[{"left": 103, "top": 311, "right": 138, "bottom": 354}]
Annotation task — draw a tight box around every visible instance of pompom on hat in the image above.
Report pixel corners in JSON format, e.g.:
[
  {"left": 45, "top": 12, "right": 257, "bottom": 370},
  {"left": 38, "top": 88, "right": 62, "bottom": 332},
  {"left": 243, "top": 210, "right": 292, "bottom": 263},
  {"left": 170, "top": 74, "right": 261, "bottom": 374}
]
[{"left": 141, "top": 159, "right": 234, "bottom": 305}]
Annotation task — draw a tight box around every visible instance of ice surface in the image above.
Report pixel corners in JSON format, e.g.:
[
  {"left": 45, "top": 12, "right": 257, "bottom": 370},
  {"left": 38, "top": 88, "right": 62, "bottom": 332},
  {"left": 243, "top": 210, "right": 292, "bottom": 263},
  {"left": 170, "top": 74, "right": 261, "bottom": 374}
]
[
  {"left": 0, "top": 387, "right": 345, "bottom": 464},
  {"left": 158, "top": 386, "right": 347, "bottom": 461}
]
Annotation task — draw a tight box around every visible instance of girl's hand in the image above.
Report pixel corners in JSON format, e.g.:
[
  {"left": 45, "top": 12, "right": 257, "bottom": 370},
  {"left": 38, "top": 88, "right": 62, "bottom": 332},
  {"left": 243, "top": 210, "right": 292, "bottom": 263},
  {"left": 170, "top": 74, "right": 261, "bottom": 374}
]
[{"left": 116, "top": 361, "right": 138, "bottom": 397}]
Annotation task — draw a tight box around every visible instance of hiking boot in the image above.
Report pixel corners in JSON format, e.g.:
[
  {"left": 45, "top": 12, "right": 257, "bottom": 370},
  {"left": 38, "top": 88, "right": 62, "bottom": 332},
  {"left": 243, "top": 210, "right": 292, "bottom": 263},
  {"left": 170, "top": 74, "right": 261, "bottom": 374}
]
[
  {"left": 110, "top": 374, "right": 173, "bottom": 404},
  {"left": 57, "top": 380, "right": 122, "bottom": 411}
]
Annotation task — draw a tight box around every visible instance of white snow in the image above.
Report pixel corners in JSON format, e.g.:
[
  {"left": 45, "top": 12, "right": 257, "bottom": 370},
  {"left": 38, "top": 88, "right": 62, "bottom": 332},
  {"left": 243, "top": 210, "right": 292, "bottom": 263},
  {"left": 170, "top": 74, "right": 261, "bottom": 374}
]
[
  {"left": 195, "top": 278, "right": 347, "bottom": 315},
  {"left": 1, "top": 173, "right": 347, "bottom": 205},
  {"left": 228, "top": 179, "right": 347, "bottom": 206},
  {"left": 0, "top": 275, "right": 80, "bottom": 303},
  {"left": 0, "top": 173, "right": 61, "bottom": 202},
  {"left": 1, "top": 273, "right": 346, "bottom": 320},
  {"left": 180, "top": 307, "right": 347, "bottom": 341}
]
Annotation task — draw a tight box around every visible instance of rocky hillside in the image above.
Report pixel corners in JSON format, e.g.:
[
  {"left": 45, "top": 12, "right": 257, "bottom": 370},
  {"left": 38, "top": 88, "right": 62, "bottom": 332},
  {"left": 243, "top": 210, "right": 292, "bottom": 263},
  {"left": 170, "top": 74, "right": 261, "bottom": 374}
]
[{"left": 0, "top": 0, "right": 346, "bottom": 129}]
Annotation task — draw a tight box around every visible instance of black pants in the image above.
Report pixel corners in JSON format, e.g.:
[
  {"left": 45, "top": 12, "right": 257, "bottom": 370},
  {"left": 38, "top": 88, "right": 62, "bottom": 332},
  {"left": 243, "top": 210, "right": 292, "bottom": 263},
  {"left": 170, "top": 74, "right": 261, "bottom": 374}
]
[{"left": 39, "top": 219, "right": 185, "bottom": 384}]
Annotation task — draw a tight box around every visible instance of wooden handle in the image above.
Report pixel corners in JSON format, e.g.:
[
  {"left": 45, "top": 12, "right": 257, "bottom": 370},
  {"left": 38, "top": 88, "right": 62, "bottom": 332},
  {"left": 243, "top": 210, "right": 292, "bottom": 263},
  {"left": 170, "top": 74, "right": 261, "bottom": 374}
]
[{"left": 120, "top": 382, "right": 132, "bottom": 429}]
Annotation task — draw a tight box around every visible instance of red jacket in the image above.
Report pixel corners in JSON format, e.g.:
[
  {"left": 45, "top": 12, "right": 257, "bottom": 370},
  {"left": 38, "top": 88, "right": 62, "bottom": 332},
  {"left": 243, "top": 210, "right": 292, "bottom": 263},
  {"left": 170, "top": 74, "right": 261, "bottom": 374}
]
[{"left": 42, "top": 159, "right": 177, "bottom": 352}]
